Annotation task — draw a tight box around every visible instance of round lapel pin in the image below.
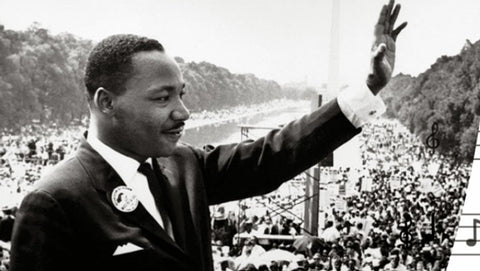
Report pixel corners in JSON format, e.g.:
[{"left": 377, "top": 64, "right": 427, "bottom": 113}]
[{"left": 112, "top": 186, "right": 139, "bottom": 213}]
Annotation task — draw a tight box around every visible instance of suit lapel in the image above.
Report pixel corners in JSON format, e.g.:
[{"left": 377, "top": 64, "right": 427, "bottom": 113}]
[
  {"left": 152, "top": 158, "right": 188, "bottom": 248},
  {"left": 155, "top": 157, "right": 201, "bottom": 259},
  {"left": 75, "top": 138, "right": 189, "bottom": 260}
]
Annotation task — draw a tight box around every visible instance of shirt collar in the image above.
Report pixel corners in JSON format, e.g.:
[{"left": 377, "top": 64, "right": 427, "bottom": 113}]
[{"left": 86, "top": 131, "right": 151, "bottom": 184}]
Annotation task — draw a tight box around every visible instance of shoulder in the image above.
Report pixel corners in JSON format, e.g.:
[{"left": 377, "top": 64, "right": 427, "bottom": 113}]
[
  {"left": 17, "top": 152, "right": 102, "bottom": 222},
  {"left": 174, "top": 142, "right": 204, "bottom": 157},
  {"left": 167, "top": 142, "right": 206, "bottom": 165},
  {"left": 34, "top": 155, "right": 89, "bottom": 199},
  {"left": 154, "top": 143, "right": 206, "bottom": 176}
]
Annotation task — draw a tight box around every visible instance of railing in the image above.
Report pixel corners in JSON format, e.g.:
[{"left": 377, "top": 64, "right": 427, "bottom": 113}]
[{"left": 232, "top": 233, "right": 303, "bottom": 246}]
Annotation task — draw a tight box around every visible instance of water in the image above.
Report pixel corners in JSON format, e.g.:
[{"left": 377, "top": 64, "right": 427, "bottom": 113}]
[{"left": 181, "top": 105, "right": 310, "bottom": 147}]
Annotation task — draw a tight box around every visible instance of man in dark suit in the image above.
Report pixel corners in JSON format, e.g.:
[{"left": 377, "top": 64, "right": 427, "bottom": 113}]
[
  {"left": 0, "top": 207, "right": 15, "bottom": 242},
  {"left": 10, "top": 1, "right": 406, "bottom": 270}
]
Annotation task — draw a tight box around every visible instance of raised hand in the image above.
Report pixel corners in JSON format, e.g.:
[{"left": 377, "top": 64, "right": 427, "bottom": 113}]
[{"left": 367, "top": 0, "right": 407, "bottom": 95}]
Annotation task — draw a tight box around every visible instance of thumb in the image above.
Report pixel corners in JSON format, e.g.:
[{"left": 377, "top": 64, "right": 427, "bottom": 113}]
[{"left": 373, "top": 43, "right": 387, "bottom": 64}]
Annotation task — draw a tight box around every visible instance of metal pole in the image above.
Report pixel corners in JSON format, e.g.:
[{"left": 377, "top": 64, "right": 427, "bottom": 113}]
[
  {"left": 304, "top": 170, "right": 312, "bottom": 233},
  {"left": 304, "top": 94, "right": 334, "bottom": 236},
  {"left": 310, "top": 167, "right": 320, "bottom": 236}
]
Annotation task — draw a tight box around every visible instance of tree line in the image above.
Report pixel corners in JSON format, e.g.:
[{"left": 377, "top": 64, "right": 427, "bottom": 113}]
[
  {"left": 0, "top": 24, "right": 311, "bottom": 130},
  {"left": 381, "top": 39, "right": 480, "bottom": 163}
]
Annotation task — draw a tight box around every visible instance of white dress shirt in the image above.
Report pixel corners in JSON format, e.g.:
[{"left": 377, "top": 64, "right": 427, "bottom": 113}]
[
  {"left": 86, "top": 131, "right": 169, "bottom": 233},
  {"left": 337, "top": 85, "right": 386, "bottom": 128}
]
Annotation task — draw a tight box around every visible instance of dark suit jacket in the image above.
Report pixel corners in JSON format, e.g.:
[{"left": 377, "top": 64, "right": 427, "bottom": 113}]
[
  {"left": 0, "top": 215, "right": 14, "bottom": 242},
  {"left": 10, "top": 99, "right": 360, "bottom": 271}
]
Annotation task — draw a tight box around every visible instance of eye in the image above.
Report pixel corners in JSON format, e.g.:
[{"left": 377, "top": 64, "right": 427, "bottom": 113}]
[{"left": 154, "top": 95, "right": 169, "bottom": 102}]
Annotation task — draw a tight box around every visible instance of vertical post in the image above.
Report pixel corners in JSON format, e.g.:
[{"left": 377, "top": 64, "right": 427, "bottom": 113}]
[
  {"left": 304, "top": 95, "right": 334, "bottom": 236},
  {"left": 309, "top": 167, "right": 320, "bottom": 236},
  {"left": 304, "top": 171, "right": 311, "bottom": 233},
  {"left": 431, "top": 212, "right": 435, "bottom": 238}
]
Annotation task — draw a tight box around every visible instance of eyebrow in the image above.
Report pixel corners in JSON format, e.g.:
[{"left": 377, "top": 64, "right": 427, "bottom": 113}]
[{"left": 147, "top": 83, "right": 186, "bottom": 94}]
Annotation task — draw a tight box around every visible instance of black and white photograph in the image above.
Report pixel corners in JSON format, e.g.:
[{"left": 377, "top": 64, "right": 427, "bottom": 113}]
[{"left": 0, "top": 0, "right": 479, "bottom": 270}]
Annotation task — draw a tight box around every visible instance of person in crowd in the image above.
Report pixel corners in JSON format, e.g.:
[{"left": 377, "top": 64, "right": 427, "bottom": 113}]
[
  {"left": 383, "top": 249, "right": 407, "bottom": 271},
  {"left": 0, "top": 249, "right": 9, "bottom": 271},
  {"left": 235, "top": 238, "right": 260, "bottom": 270},
  {"left": 0, "top": 207, "right": 15, "bottom": 242},
  {"left": 322, "top": 221, "right": 341, "bottom": 243}
]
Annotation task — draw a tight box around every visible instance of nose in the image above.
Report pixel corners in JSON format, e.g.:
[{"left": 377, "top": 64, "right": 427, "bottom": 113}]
[{"left": 171, "top": 98, "right": 190, "bottom": 121}]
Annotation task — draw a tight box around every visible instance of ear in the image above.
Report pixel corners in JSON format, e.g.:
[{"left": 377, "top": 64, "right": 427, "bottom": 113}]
[{"left": 93, "top": 87, "right": 115, "bottom": 115}]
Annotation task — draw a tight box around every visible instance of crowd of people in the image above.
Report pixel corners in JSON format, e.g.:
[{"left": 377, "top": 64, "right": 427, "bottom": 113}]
[
  {"left": 0, "top": 124, "right": 83, "bottom": 198},
  {"left": 210, "top": 119, "right": 470, "bottom": 271},
  {"left": 0, "top": 117, "right": 472, "bottom": 271}
]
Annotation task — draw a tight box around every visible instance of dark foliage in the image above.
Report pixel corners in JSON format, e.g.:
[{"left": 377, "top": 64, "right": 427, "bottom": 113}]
[
  {"left": 0, "top": 25, "right": 308, "bottom": 131},
  {"left": 0, "top": 24, "right": 93, "bottom": 128},
  {"left": 381, "top": 40, "right": 480, "bottom": 163}
]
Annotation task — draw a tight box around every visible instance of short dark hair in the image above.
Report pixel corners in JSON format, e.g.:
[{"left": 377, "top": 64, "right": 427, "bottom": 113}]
[{"left": 84, "top": 34, "right": 164, "bottom": 99}]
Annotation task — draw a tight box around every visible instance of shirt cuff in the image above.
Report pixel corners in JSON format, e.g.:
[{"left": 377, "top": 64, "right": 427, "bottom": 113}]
[{"left": 337, "top": 85, "right": 386, "bottom": 128}]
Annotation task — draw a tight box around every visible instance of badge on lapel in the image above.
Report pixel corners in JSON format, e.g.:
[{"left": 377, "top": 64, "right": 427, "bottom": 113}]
[{"left": 112, "top": 186, "right": 138, "bottom": 213}]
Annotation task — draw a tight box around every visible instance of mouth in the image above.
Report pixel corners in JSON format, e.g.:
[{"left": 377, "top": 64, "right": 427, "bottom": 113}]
[{"left": 162, "top": 124, "right": 185, "bottom": 141}]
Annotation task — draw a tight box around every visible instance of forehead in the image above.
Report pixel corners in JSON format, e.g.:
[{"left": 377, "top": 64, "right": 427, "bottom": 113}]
[{"left": 126, "top": 50, "right": 183, "bottom": 88}]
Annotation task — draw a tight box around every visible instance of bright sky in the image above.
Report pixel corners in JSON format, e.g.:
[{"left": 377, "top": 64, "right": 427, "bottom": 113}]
[{"left": 1, "top": 0, "right": 479, "bottom": 87}]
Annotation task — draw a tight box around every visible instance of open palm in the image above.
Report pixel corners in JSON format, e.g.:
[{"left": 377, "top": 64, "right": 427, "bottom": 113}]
[{"left": 367, "top": 0, "right": 407, "bottom": 95}]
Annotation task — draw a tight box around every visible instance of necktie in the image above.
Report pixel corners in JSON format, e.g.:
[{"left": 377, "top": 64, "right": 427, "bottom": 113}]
[{"left": 138, "top": 162, "right": 175, "bottom": 240}]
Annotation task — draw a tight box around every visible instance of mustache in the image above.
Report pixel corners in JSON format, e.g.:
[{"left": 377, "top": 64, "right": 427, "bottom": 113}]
[{"left": 166, "top": 122, "right": 185, "bottom": 130}]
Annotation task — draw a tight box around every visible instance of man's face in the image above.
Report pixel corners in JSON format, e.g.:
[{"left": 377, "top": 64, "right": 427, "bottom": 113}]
[
  {"left": 416, "top": 261, "right": 424, "bottom": 271},
  {"left": 111, "top": 50, "right": 189, "bottom": 160},
  {"left": 244, "top": 241, "right": 254, "bottom": 254},
  {"left": 391, "top": 254, "right": 400, "bottom": 268},
  {"left": 334, "top": 259, "right": 342, "bottom": 270},
  {"left": 348, "top": 260, "right": 356, "bottom": 271}
]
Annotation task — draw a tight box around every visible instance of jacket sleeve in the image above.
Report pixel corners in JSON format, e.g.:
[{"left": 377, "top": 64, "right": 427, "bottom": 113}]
[
  {"left": 196, "top": 99, "right": 362, "bottom": 204},
  {"left": 10, "top": 190, "right": 76, "bottom": 271}
]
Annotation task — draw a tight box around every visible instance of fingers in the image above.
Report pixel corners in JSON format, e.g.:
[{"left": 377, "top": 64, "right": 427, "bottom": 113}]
[
  {"left": 389, "top": 4, "right": 401, "bottom": 33},
  {"left": 375, "top": 4, "right": 387, "bottom": 36},
  {"left": 377, "top": 4, "right": 387, "bottom": 25},
  {"left": 392, "top": 22, "right": 408, "bottom": 41},
  {"left": 386, "top": 0, "right": 395, "bottom": 16},
  {"left": 377, "top": 0, "right": 404, "bottom": 35},
  {"left": 384, "top": 0, "right": 394, "bottom": 33}
]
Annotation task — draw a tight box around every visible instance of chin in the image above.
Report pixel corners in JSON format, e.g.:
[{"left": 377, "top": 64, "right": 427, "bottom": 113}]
[{"left": 154, "top": 144, "right": 178, "bottom": 157}]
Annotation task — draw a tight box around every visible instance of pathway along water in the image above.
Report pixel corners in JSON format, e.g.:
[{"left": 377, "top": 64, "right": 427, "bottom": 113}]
[{"left": 181, "top": 104, "right": 309, "bottom": 148}]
